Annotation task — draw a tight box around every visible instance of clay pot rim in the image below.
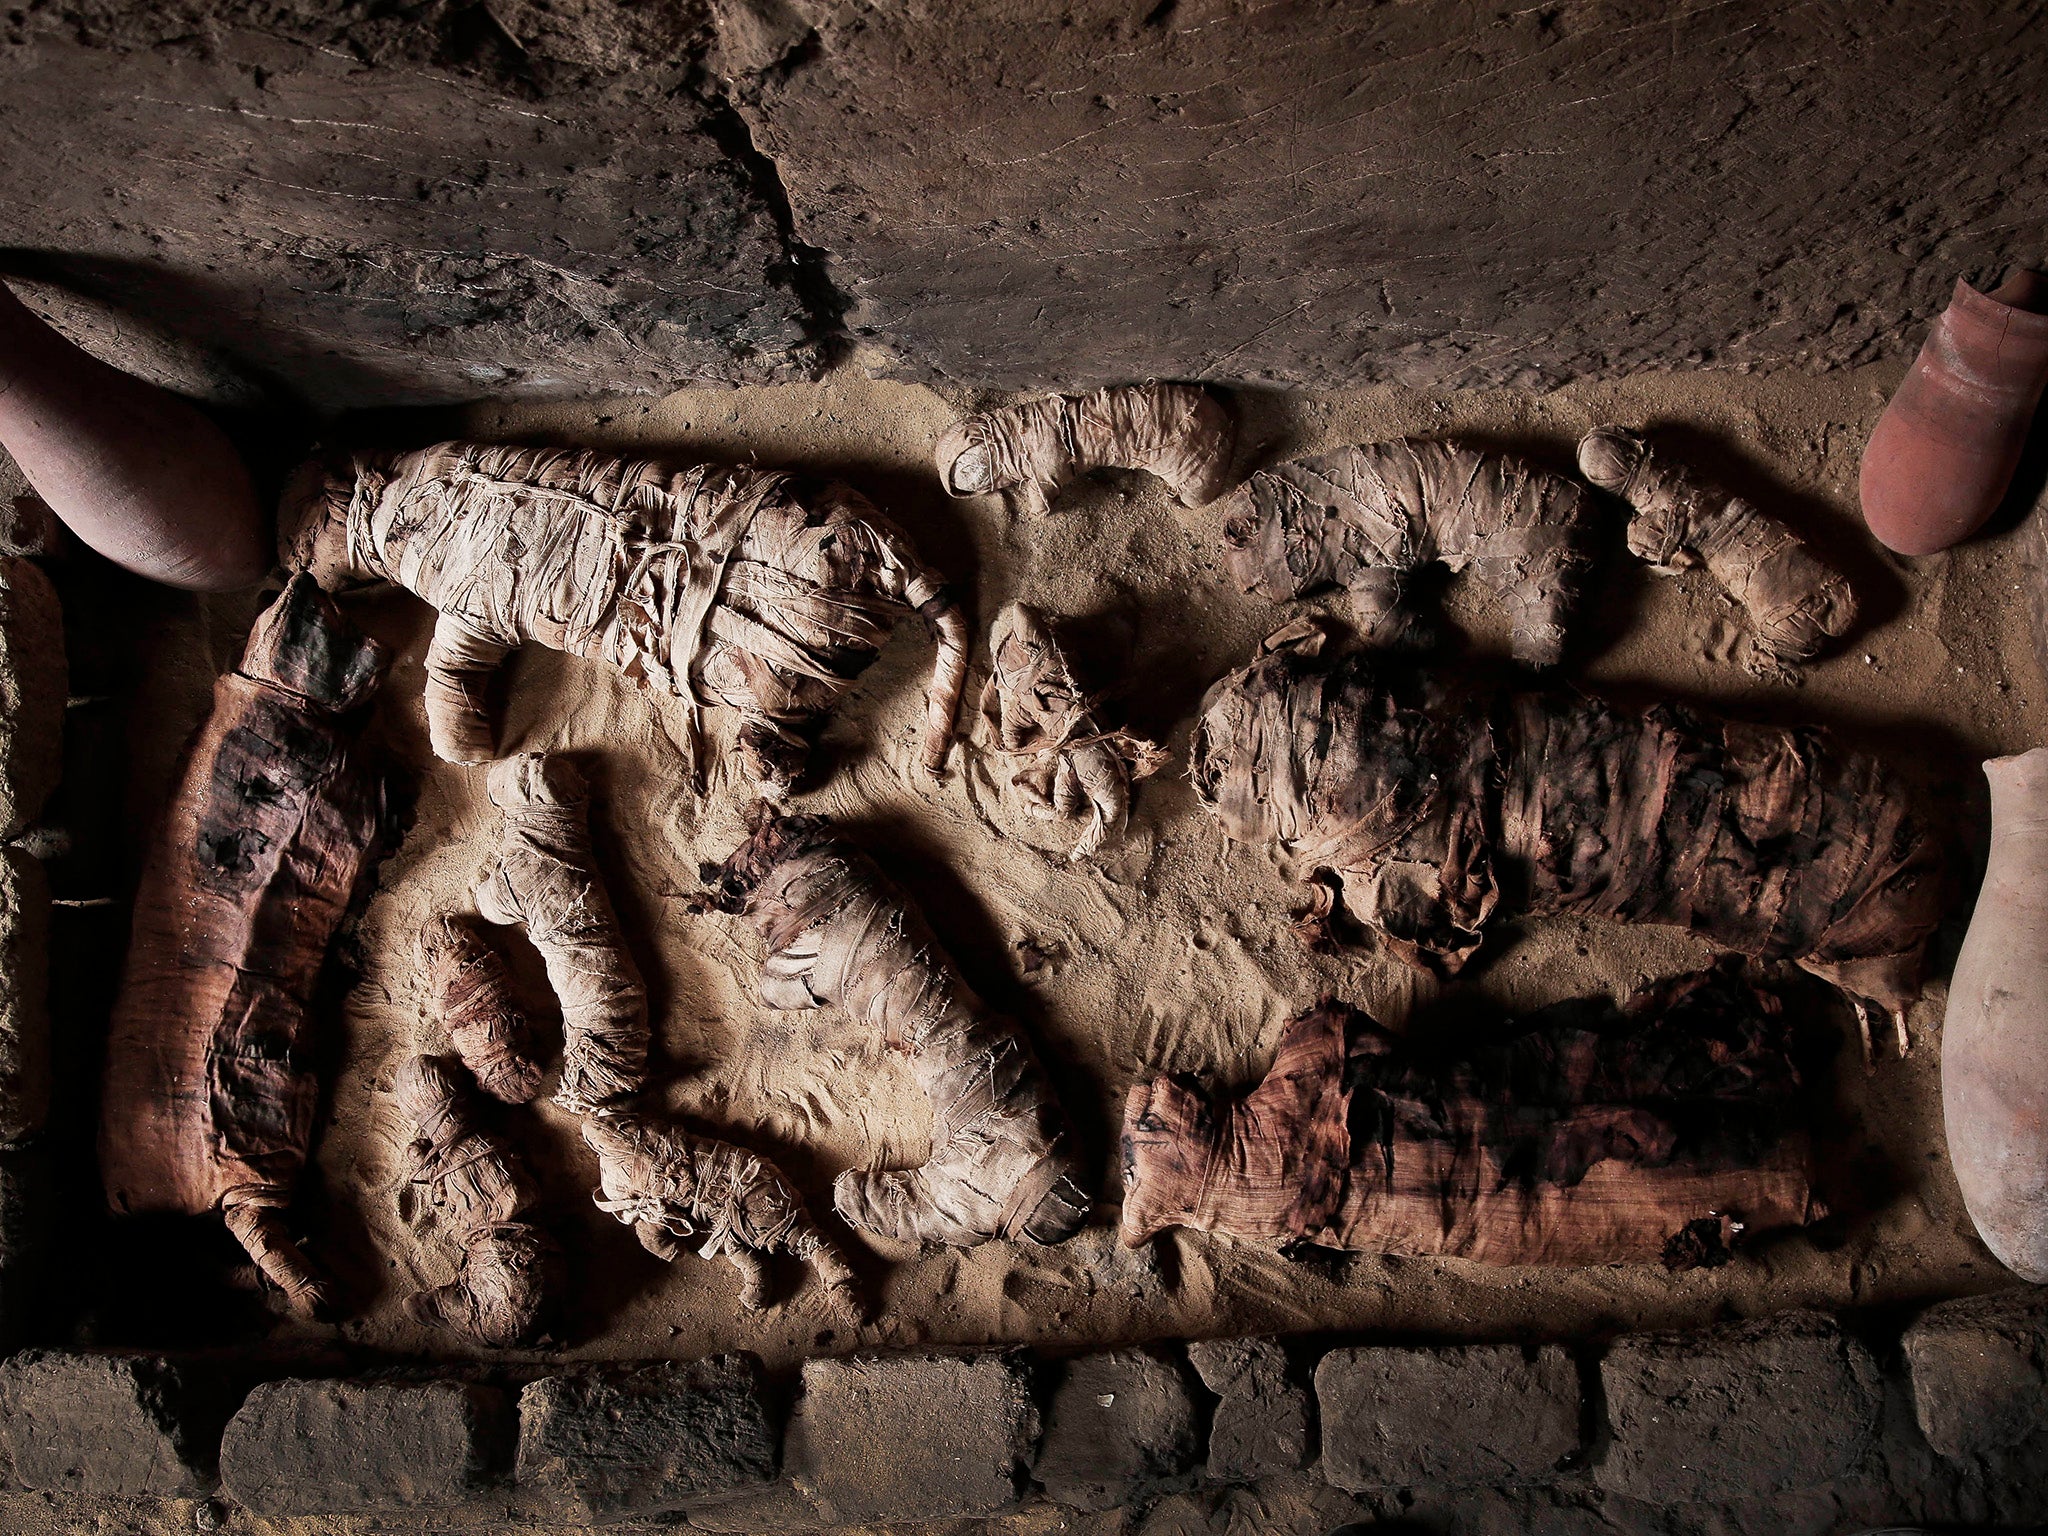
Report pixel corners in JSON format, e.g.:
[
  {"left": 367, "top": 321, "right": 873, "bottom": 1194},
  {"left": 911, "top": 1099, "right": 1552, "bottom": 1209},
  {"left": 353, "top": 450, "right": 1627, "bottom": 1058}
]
[{"left": 1948, "top": 275, "right": 2048, "bottom": 338}]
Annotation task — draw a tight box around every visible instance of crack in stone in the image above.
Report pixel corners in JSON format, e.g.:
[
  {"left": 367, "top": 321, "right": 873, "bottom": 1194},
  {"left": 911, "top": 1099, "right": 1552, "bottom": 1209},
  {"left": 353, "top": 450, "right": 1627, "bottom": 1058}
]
[{"left": 699, "top": 89, "right": 852, "bottom": 363}]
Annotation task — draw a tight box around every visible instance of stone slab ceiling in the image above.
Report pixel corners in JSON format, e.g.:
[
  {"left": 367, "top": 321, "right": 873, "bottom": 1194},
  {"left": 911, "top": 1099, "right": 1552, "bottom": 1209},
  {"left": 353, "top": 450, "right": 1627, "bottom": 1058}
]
[{"left": 5, "top": 0, "right": 2044, "bottom": 407}]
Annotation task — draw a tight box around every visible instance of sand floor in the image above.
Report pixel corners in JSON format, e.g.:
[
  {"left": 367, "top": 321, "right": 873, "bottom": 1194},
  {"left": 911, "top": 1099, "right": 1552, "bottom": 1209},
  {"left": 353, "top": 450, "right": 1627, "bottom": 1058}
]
[{"left": 103, "top": 358, "right": 2044, "bottom": 1374}]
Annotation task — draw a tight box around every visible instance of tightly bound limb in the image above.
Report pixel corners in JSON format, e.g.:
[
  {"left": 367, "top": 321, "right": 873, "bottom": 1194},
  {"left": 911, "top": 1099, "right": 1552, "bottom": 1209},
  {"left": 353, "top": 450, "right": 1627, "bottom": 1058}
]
[
  {"left": 978, "top": 603, "right": 1167, "bottom": 860},
  {"left": 1192, "top": 624, "right": 1947, "bottom": 1054},
  {"left": 1121, "top": 964, "right": 1822, "bottom": 1264},
  {"left": 99, "top": 575, "right": 388, "bottom": 1317},
  {"left": 394, "top": 1054, "right": 560, "bottom": 1347},
  {"left": 280, "top": 440, "right": 968, "bottom": 789},
  {"left": 1220, "top": 438, "right": 1596, "bottom": 667},
  {"left": 936, "top": 383, "right": 1236, "bottom": 515},
  {"left": 474, "top": 754, "right": 648, "bottom": 1115},
  {"left": 583, "top": 1112, "right": 858, "bottom": 1311},
  {"left": 1578, "top": 426, "right": 1857, "bottom": 678},
  {"left": 696, "top": 809, "right": 1091, "bottom": 1248},
  {"left": 420, "top": 914, "right": 544, "bottom": 1105}
]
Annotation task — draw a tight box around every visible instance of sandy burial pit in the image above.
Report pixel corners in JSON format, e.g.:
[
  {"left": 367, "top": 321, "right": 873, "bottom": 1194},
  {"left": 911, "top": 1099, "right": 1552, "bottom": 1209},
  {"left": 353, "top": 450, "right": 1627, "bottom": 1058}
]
[{"left": 98, "top": 360, "right": 2038, "bottom": 1371}]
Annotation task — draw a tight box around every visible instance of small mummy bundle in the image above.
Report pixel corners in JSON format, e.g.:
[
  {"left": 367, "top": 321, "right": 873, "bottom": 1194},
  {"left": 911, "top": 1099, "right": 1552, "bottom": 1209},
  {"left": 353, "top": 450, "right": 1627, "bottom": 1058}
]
[
  {"left": 1578, "top": 426, "right": 1858, "bottom": 678},
  {"left": 1221, "top": 438, "right": 1597, "bottom": 667},
  {"left": 697, "top": 810, "right": 1091, "bottom": 1248},
  {"left": 978, "top": 603, "right": 1167, "bottom": 860},
  {"left": 474, "top": 755, "right": 648, "bottom": 1116},
  {"left": 582, "top": 1113, "right": 858, "bottom": 1311},
  {"left": 936, "top": 383, "right": 1236, "bottom": 515},
  {"left": 394, "top": 1054, "right": 560, "bottom": 1348},
  {"left": 420, "top": 914, "right": 544, "bottom": 1105}
]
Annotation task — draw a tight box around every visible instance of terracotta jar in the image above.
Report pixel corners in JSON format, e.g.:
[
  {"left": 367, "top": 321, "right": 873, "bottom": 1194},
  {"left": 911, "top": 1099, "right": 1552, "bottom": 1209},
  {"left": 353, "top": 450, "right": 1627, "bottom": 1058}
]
[
  {"left": 1944, "top": 746, "right": 2048, "bottom": 1281},
  {"left": 0, "top": 284, "right": 268, "bottom": 590},
  {"left": 1860, "top": 271, "right": 2048, "bottom": 558}
]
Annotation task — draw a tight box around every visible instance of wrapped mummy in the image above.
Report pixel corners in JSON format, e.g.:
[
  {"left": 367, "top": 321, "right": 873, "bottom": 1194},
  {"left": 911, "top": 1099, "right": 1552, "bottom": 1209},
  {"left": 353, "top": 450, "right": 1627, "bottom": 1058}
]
[
  {"left": 936, "top": 383, "right": 1236, "bottom": 515},
  {"left": 977, "top": 603, "right": 1166, "bottom": 860},
  {"left": 1122, "top": 965, "right": 1823, "bottom": 1266},
  {"left": 419, "top": 914, "right": 544, "bottom": 1105},
  {"left": 697, "top": 810, "right": 1091, "bottom": 1248},
  {"left": 100, "top": 577, "right": 388, "bottom": 1317},
  {"left": 473, "top": 754, "right": 648, "bottom": 1117},
  {"left": 582, "top": 1112, "right": 858, "bottom": 1311},
  {"left": 282, "top": 440, "right": 969, "bottom": 790},
  {"left": 1578, "top": 426, "right": 1858, "bottom": 679},
  {"left": 394, "top": 1054, "right": 559, "bottom": 1348},
  {"left": 1192, "top": 623, "right": 1948, "bottom": 1054},
  {"left": 1221, "top": 438, "right": 1597, "bottom": 667}
]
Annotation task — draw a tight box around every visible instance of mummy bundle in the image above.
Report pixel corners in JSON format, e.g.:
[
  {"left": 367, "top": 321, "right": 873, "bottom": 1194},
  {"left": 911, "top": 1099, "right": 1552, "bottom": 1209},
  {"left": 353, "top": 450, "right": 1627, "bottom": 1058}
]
[
  {"left": 583, "top": 1112, "right": 858, "bottom": 1311},
  {"left": 1120, "top": 965, "right": 1823, "bottom": 1265},
  {"left": 420, "top": 913, "right": 544, "bottom": 1105},
  {"left": 474, "top": 754, "right": 648, "bottom": 1116},
  {"left": 1578, "top": 426, "right": 1858, "bottom": 679},
  {"left": 978, "top": 603, "right": 1167, "bottom": 860},
  {"left": 280, "top": 440, "right": 969, "bottom": 790},
  {"left": 100, "top": 576, "right": 388, "bottom": 1317},
  {"left": 1191, "top": 624, "right": 1947, "bottom": 1053},
  {"left": 1220, "top": 438, "right": 1597, "bottom": 667},
  {"left": 696, "top": 810, "right": 1091, "bottom": 1249},
  {"left": 936, "top": 383, "right": 1236, "bottom": 515},
  {"left": 394, "top": 1054, "right": 560, "bottom": 1348}
]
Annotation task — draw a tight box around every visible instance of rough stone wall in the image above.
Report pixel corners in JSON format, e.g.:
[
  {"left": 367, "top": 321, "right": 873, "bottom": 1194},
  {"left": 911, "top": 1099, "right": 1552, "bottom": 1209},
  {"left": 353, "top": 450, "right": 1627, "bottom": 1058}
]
[
  {"left": 729, "top": 0, "right": 2048, "bottom": 391},
  {"left": 2, "top": 1302, "right": 2047, "bottom": 1533},
  {"left": 0, "top": 1, "right": 820, "bottom": 409},
  {"left": 3, "top": 0, "right": 2045, "bottom": 405}
]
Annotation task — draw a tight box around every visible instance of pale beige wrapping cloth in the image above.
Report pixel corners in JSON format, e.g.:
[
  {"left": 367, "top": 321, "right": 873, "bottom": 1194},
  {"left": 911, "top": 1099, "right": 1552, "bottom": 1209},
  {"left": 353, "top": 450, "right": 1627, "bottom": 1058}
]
[
  {"left": 936, "top": 383, "right": 1235, "bottom": 514},
  {"left": 282, "top": 440, "right": 968, "bottom": 788}
]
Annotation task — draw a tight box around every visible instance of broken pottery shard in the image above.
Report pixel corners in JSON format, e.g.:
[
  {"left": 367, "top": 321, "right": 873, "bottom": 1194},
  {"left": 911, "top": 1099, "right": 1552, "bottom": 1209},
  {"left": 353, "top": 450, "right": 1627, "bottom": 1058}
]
[
  {"left": 1579, "top": 425, "right": 1857, "bottom": 678},
  {"left": 977, "top": 603, "right": 1166, "bottom": 860},
  {"left": 1191, "top": 623, "right": 1946, "bottom": 1051},
  {"left": 280, "top": 440, "right": 968, "bottom": 788},
  {"left": 936, "top": 382, "right": 1235, "bottom": 515},
  {"left": 696, "top": 808, "right": 1090, "bottom": 1248},
  {"left": 582, "top": 1111, "right": 859, "bottom": 1311},
  {"left": 99, "top": 574, "right": 388, "bottom": 1317},
  {"left": 1121, "top": 963, "right": 1822, "bottom": 1263},
  {"left": 1220, "top": 438, "right": 1596, "bottom": 667}
]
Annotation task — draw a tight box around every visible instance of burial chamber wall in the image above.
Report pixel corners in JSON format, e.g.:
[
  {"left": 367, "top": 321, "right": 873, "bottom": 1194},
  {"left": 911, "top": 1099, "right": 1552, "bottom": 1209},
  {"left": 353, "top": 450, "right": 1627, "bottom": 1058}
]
[{"left": 0, "top": 0, "right": 2041, "bottom": 409}]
